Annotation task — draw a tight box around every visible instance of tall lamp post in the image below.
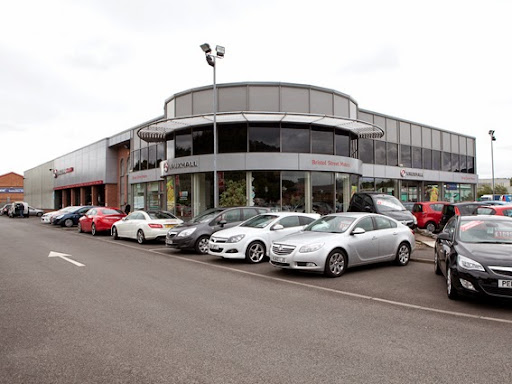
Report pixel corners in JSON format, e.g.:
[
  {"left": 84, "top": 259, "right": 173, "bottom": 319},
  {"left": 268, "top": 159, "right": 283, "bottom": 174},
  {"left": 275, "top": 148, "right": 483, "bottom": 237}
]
[
  {"left": 200, "top": 43, "right": 225, "bottom": 208},
  {"left": 489, "top": 130, "right": 496, "bottom": 200}
]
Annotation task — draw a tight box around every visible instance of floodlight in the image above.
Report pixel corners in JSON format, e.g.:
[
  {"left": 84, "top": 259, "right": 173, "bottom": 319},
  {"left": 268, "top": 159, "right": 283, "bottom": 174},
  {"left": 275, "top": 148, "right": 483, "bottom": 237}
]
[
  {"left": 200, "top": 43, "right": 211, "bottom": 53},
  {"left": 216, "top": 45, "right": 225, "bottom": 57}
]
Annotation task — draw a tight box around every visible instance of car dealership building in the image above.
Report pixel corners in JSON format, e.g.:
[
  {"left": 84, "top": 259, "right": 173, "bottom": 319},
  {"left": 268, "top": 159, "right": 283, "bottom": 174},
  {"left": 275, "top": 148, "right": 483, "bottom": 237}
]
[{"left": 23, "top": 82, "right": 477, "bottom": 218}]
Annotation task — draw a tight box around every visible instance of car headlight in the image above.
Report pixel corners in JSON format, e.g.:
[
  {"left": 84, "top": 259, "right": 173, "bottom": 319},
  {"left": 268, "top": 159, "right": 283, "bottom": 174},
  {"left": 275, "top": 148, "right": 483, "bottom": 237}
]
[
  {"left": 299, "top": 243, "right": 324, "bottom": 253},
  {"left": 56, "top": 215, "right": 64, "bottom": 219},
  {"left": 457, "top": 255, "right": 485, "bottom": 271},
  {"left": 177, "top": 227, "right": 196, "bottom": 237},
  {"left": 227, "top": 234, "right": 245, "bottom": 243}
]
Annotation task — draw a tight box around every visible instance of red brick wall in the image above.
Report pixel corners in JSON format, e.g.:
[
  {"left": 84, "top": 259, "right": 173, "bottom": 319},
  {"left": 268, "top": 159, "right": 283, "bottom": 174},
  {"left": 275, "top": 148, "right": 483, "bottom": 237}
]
[{"left": 0, "top": 172, "right": 24, "bottom": 204}]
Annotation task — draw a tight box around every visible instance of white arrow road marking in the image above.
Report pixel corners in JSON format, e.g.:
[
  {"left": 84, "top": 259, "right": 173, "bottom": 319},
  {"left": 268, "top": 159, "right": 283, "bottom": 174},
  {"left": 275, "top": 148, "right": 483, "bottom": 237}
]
[{"left": 48, "top": 251, "right": 85, "bottom": 267}]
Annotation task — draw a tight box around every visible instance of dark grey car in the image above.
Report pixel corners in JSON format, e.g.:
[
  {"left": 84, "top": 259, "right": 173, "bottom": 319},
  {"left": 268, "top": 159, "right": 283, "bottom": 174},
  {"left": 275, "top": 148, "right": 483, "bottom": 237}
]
[{"left": 165, "top": 206, "right": 270, "bottom": 254}]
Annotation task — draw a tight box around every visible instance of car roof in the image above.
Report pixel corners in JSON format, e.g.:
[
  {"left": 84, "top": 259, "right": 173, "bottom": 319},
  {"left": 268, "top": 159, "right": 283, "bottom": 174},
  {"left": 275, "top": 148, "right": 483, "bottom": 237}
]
[
  {"left": 258, "top": 212, "right": 319, "bottom": 217},
  {"left": 461, "top": 215, "right": 512, "bottom": 222},
  {"left": 324, "top": 212, "right": 378, "bottom": 219}
]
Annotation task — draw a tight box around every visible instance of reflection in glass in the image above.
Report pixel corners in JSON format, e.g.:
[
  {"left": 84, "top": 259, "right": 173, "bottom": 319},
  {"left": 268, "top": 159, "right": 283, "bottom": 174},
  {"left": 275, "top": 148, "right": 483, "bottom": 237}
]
[
  {"left": 282, "top": 125, "right": 310, "bottom": 153},
  {"left": 249, "top": 124, "right": 280, "bottom": 152},
  {"left": 312, "top": 126, "right": 334, "bottom": 155},
  {"left": 193, "top": 127, "right": 213, "bottom": 155},
  {"left": 252, "top": 171, "right": 280, "bottom": 209},
  {"left": 282, "top": 171, "right": 306, "bottom": 212},
  {"left": 312, "top": 172, "right": 334, "bottom": 215},
  {"left": 175, "top": 129, "right": 192, "bottom": 157},
  {"left": 218, "top": 123, "right": 247, "bottom": 153}
]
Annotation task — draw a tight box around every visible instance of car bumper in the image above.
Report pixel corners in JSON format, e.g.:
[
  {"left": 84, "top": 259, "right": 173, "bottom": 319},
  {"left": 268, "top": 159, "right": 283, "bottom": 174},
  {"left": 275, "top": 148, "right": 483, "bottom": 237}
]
[
  {"left": 453, "top": 268, "right": 512, "bottom": 299},
  {"left": 269, "top": 248, "right": 326, "bottom": 272},
  {"left": 207, "top": 241, "right": 246, "bottom": 259},
  {"left": 165, "top": 235, "right": 195, "bottom": 250}
]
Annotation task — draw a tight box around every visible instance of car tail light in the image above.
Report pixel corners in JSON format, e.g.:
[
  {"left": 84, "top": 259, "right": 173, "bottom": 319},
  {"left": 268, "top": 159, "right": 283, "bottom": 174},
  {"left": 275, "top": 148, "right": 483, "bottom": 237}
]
[
  {"left": 455, "top": 207, "right": 461, "bottom": 215},
  {"left": 148, "top": 224, "right": 163, "bottom": 229}
]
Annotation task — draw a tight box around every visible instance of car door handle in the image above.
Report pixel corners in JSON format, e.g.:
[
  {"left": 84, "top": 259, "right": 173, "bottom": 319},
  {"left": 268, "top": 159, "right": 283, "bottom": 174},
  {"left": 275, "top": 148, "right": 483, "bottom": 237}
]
[{"left": 372, "top": 236, "right": 378, "bottom": 240}]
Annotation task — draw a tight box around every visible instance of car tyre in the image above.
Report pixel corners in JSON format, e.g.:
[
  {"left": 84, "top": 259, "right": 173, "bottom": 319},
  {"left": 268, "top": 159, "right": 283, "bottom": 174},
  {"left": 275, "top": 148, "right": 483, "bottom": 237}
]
[
  {"left": 395, "top": 242, "right": 411, "bottom": 266},
  {"left": 195, "top": 235, "right": 210, "bottom": 254},
  {"left": 324, "top": 249, "right": 347, "bottom": 278},
  {"left": 91, "top": 223, "right": 97, "bottom": 236},
  {"left": 245, "top": 241, "right": 266, "bottom": 263},
  {"left": 426, "top": 221, "right": 437, "bottom": 233},
  {"left": 434, "top": 252, "right": 442, "bottom": 275},
  {"left": 78, "top": 222, "right": 83, "bottom": 233},
  {"left": 64, "top": 218, "right": 74, "bottom": 228},
  {"left": 446, "top": 267, "right": 459, "bottom": 300},
  {"left": 137, "top": 229, "right": 146, "bottom": 244},
  {"left": 112, "top": 226, "right": 119, "bottom": 240}
]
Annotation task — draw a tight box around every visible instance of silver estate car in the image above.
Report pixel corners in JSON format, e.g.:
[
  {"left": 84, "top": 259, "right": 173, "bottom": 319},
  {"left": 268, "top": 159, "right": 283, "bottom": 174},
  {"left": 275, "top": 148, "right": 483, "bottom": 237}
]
[{"left": 270, "top": 212, "right": 415, "bottom": 277}]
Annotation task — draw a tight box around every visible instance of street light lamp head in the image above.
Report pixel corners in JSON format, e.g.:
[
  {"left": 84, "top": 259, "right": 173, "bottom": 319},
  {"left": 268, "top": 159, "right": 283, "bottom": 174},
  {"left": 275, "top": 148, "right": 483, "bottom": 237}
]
[
  {"left": 200, "top": 43, "right": 212, "bottom": 54},
  {"left": 488, "top": 130, "right": 494, "bottom": 135},
  {"left": 215, "top": 45, "right": 225, "bottom": 57}
]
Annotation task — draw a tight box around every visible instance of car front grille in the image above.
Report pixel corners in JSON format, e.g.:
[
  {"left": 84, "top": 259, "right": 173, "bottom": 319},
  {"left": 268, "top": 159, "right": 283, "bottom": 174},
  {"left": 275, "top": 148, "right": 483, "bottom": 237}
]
[
  {"left": 489, "top": 266, "right": 512, "bottom": 278},
  {"left": 210, "top": 237, "right": 227, "bottom": 244},
  {"left": 272, "top": 244, "right": 295, "bottom": 256}
]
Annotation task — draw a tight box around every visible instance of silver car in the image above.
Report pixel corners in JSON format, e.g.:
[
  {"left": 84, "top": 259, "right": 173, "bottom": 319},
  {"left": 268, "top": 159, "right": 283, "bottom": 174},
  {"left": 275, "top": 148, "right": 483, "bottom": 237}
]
[{"left": 270, "top": 212, "right": 415, "bottom": 277}]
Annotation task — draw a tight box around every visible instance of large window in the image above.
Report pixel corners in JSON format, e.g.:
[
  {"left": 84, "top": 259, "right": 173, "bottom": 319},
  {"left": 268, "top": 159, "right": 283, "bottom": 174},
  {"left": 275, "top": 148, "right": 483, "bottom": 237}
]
[
  {"left": 193, "top": 126, "right": 213, "bottom": 155},
  {"left": 175, "top": 174, "right": 192, "bottom": 218},
  {"left": 312, "top": 172, "right": 334, "bottom": 215},
  {"left": 335, "top": 130, "right": 351, "bottom": 157},
  {"left": 132, "top": 150, "right": 140, "bottom": 171},
  {"left": 422, "top": 148, "right": 432, "bottom": 170},
  {"left": 432, "top": 150, "right": 441, "bottom": 171},
  {"left": 467, "top": 156, "right": 475, "bottom": 173},
  {"left": 218, "top": 123, "right": 247, "bottom": 153},
  {"left": 375, "top": 141, "right": 386, "bottom": 165},
  {"left": 442, "top": 152, "right": 451, "bottom": 172},
  {"left": 148, "top": 145, "right": 156, "bottom": 169},
  {"left": 219, "top": 171, "right": 246, "bottom": 207},
  {"left": 360, "top": 177, "right": 375, "bottom": 192},
  {"left": 451, "top": 153, "right": 460, "bottom": 172},
  {"left": 282, "top": 124, "right": 310, "bottom": 153},
  {"left": 249, "top": 124, "right": 280, "bottom": 152},
  {"left": 387, "top": 143, "right": 398, "bottom": 166},
  {"left": 311, "top": 126, "right": 334, "bottom": 155},
  {"left": 175, "top": 129, "right": 192, "bottom": 157},
  {"left": 400, "top": 145, "right": 411, "bottom": 168},
  {"left": 359, "top": 139, "right": 374, "bottom": 164},
  {"left": 412, "top": 147, "right": 422, "bottom": 168},
  {"left": 252, "top": 171, "right": 280, "bottom": 209},
  {"left": 282, "top": 171, "right": 306, "bottom": 211}
]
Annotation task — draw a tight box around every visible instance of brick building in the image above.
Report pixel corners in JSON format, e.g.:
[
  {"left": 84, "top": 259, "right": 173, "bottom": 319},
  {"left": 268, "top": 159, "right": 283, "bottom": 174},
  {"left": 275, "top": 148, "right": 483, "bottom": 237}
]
[{"left": 0, "top": 172, "right": 24, "bottom": 205}]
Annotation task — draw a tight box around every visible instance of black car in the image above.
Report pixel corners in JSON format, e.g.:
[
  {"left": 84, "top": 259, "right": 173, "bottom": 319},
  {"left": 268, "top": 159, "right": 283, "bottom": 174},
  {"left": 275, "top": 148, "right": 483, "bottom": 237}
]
[
  {"left": 348, "top": 192, "right": 417, "bottom": 229},
  {"left": 166, "top": 206, "right": 270, "bottom": 254},
  {"left": 435, "top": 215, "right": 512, "bottom": 300},
  {"left": 53, "top": 206, "right": 93, "bottom": 227}
]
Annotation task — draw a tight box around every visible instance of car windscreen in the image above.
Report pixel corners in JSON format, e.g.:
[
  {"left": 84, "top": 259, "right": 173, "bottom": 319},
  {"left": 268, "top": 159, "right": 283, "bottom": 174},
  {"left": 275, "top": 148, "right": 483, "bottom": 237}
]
[
  {"left": 304, "top": 216, "right": 355, "bottom": 233},
  {"left": 190, "top": 209, "right": 225, "bottom": 223},
  {"left": 101, "top": 208, "right": 124, "bottom": 215},
  {"left": 241, "top": 214, "right": 278, "bottom": 228},
  {"left": 148, "top": 211, "right": 177, "bottom": 220},
  {"left": 373, "top": 196, "right": 406, "bottom": 212},
  {"left": 459, "top": 219, "right": 512, "bottom": 244}
]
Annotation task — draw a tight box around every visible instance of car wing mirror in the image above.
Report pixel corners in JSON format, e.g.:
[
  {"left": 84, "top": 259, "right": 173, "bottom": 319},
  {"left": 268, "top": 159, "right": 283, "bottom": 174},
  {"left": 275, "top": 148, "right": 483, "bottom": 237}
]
[
  {"left": 351, "top": 227, "right": 366, "bottom": 235},
  {"left": 437, "top": 232, "right": 452, "bottom": 241},
  {"left": 218, "top": 219, "right": 227, "bottom": 227},
  {"left": 272, "top": 224, "right": 284, "bottom": 231}
]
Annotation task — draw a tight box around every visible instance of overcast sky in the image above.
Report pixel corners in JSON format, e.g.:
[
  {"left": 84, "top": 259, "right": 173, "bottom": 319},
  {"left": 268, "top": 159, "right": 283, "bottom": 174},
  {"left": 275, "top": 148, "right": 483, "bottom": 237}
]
[{"left": 1, "top": 0, "right": 511, "bottom": 180}]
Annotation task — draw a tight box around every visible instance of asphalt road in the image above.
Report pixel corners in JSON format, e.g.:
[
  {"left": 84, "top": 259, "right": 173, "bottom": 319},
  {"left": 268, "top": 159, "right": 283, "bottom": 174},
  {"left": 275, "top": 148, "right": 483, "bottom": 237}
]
[{"left": 1, "top": 216, "right": 512, "bottom": 383}]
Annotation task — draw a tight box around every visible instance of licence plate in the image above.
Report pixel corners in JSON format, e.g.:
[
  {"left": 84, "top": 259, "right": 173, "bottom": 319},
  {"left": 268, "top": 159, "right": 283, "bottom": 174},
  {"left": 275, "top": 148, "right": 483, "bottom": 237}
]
[
  {"left": 164, "top": 224, "right": 175, "bottom": 228},
  {"left": 209, "top": 244, "right": 219, "bottom": 250},
  {"left": 167, "top": 240, "right": 173, "bottom": 244},
  {"left": 498, "top": 280, "right": 512, "bottom": 288},
  {"left": 271, "top": 256, "right": 286, "bottom": 263}
]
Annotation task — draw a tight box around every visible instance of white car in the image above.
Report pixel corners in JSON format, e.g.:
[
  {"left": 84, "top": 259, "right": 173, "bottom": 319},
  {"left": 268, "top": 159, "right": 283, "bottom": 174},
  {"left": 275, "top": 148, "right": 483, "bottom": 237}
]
[
  {"left": 208, "top": 212, "right": 320, "bottom": 263},
  {"left": 270, "top": 212, "right": 415, "bottom": 277},
  {"left": 111, "top": 210, "right": 183, "bottom": 244}
]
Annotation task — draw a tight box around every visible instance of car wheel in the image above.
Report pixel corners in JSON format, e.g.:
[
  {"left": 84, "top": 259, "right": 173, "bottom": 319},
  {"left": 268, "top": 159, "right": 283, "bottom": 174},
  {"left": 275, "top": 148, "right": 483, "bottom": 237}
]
[
  {"left": 64, "top": 218, "right": 74, "bottom": 228},
  {"left": 245, "top": 241, "right": 266, "bottom": 264},
  {"left": 112, "top": 226, "right": 119, "bottom": 240},
  {"left": 195, "top": 235, "right": 210, "bottom": 254},
  {"left": 78, "top": 222, "right": 83, "bottom": 233},
  {"left": 426, "top": 221, "right": 437, "bottom": 233},
  {"left": 91, "top": 223, "right": 97, "bottom": 236},
  {"left": 446, "top": 267, "right": 459, "bottom": 300},
  {"left": 395, "top": 242, "right": 411, "bottom": 266},
  {"left": 434, "top": 252, "right": 442, "bottom": 275},
  {"left": 324, "top": 249, "right": 347, "bottom": 278},
  {"left": 137, "top": 229, "right": 146, "bottom": 244}
]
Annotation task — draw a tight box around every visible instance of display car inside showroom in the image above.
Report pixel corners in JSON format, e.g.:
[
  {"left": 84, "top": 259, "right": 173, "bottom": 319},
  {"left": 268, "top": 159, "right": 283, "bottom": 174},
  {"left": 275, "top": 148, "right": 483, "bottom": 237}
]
[{"left": 23, "top": 82, "right": 477, "bottom": 218}]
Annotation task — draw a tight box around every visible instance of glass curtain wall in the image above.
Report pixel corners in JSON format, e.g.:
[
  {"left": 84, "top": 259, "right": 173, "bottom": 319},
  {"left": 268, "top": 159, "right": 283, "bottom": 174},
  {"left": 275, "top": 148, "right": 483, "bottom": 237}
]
[
  {"left": 311, "top": 172, "right": 335, "bottom": 215},
  {"left": 282, "top": 171, "right": 306, "bottom": 212}
]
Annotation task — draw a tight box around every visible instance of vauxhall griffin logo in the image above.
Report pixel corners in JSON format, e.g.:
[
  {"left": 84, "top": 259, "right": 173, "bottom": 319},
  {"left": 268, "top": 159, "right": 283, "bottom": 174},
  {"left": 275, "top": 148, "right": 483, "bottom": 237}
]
[{"left": 400, "top": 169, "right": 406, "bottom": 178}]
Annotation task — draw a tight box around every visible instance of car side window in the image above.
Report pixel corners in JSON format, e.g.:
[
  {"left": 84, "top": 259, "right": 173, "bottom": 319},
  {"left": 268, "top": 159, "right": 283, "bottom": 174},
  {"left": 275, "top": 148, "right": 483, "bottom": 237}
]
[
  {"left": 223, "top": 209, "right": 241, "bottom": 223},
  {"left": 412, "top": 204, "right": 422, "bottom": 213},
  {"left": 374, "top": 216, "right": 396, "bottom": 230},
  {"left": 443, "top": 217, "right": 456, "bottom": 237},
  {"left": 356, "top": 217, "right": 374, "bottom": 232},
  {"left": 242, "top": 208, "right": 259, "bottom": 220},
  {"left": 277, "top": 216, "right": 300, "bottom": 228},
  {"left": 363, "top": 195, "right": 374, "bottom": 211},
  {"left": 299, "top": 216, "right": 316, "bottom": 226},
  {"left": 431, "top": 204, "right": 443, "bottom": 212}
]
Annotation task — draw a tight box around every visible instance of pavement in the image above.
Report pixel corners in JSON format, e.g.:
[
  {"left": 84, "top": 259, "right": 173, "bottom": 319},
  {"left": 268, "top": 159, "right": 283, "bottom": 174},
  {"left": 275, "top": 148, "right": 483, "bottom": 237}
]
[{"left": 412, "top": 229, "right": 436, "bottom": 264}]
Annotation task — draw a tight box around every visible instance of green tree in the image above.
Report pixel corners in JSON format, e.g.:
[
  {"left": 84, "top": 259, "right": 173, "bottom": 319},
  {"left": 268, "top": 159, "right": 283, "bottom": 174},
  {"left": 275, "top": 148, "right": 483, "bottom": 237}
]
[
  {"left": 219, "top": 179, "right": 247, "bottom": 207},
  {"left": 477, "top": 184, "right": 508, "bottom": 198}
]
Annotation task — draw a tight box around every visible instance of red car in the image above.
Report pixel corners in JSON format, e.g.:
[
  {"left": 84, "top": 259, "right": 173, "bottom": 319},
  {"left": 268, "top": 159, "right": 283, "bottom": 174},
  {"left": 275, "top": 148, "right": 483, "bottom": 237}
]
[
  {"left": 476, "top": 205, "right": 512, "bottom": 217},
  {"left": 78, "top": 207, "right": 126, "bottom": 235},
  {"left": 412, "top": 201, "right": 450, "bottom": 232}
]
